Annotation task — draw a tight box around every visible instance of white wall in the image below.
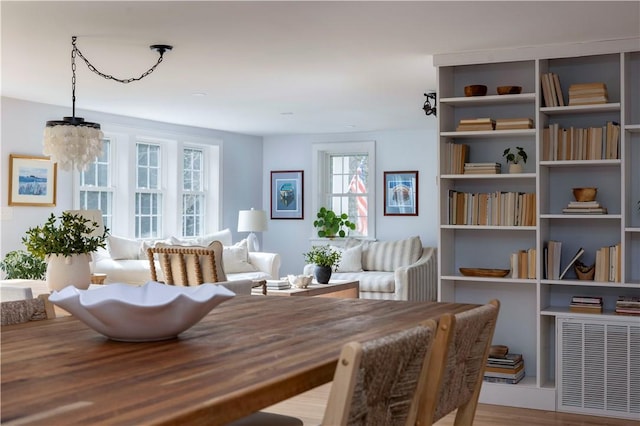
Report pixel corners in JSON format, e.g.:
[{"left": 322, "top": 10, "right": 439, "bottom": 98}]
[
  {"left": 262, "top": 126, "right": 438, "bottom": 276},
  {"left": 0, "top": 97, "right": 264, "bottom": 259}
]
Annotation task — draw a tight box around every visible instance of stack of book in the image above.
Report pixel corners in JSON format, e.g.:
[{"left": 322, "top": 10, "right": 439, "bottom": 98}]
[
  {"left": 541, "top": 122, "right": 620, "bottom": 161},
  {"left": 443, "top": 142, "right": 469, "bottom": 174},
  {"left": 540, "top": 72, "right": 564, "bottom": 107},
  {"left": 569, "top": 296, "right": 603, "bottom": 314},
  {"left": 594, "top": 242, "right": 621, "bottom": 282},
  {"left": 484, "top": 353, "right": 525, "bottom": 384},
  {"left": 510, "top": 247, "right": 536, "bottom": 279},
  {"left": 562, "top": 200, "right": 607, "bottom": 215},
  {"left": 568, "top": 82, "right": 608, "bottom": 106},
  {"left": 463, "top": 162, "right": 501, "bottom": 175},
  {"left": 615, "top": 296, "right": 640, "bottom": 316},
  {"left": 495, "top": 118, "right": 534, "bottom": 130},
  {"left": 456, "top": 118, "right": 495, "bottom": 131},
  {"left": 265, "top": 279, "right": 290, "bottom": 290}
]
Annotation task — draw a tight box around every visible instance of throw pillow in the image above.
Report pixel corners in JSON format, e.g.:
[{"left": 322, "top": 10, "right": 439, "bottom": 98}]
[
  {"left": 170, "top": 229, "right": 233, "bottom": 248},
  {"left": 336, "top": 244, "right": 363, "bottom": 272},
  {"left": 108, "top": 235, "right": 142, "bottom": 260},
  {"left": 223, "top": 239, "right": 257, "bottom": 274},
  {"left": 153, "top": 241, "right": 226, "bottom": 284},
  {"left": 362, "top": 236, "right": 422, "bottom": 272}
]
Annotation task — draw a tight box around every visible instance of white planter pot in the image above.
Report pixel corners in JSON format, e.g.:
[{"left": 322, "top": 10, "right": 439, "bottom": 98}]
[
  {"left": 509, "top": 163, "right": 523, "bottom": 174},
  {"left": 46, "top": 253, "right": 91, "bottom": 292}
]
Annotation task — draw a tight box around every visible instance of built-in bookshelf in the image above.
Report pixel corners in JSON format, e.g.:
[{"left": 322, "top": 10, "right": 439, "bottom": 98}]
[{"left": 434, "top": 40, "right": 640, "bottom": 418}]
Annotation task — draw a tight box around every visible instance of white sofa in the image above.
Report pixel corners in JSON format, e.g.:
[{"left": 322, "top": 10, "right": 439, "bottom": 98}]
[
  {"left": 93, "top": 229, "right": 280, "bottom": 285},
  {"left": 303, "top": 236, "right": 437, "bottom": 301}
]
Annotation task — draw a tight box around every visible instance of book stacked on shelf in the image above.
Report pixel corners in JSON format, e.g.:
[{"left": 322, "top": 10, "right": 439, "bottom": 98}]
[
  {"left": 495, "top": 117, "right": 534, "bottom": 130},
  {"left": 443, "top": 141, "right": 469, "bottom": 174},
  {"left": 616, "top": 296, "right": 640, "bottom": 316},
  {"left": 569, "top": 296, "right": 603, "bottom": 314},
  {"left": 484, "top": 352, "right": 525, "bottom": 385},
  {"left": 463, "top": 162, "right": 501, "bottom": 175},
  {"left": 456, "top": 118, "right": 495, "bottom": 132},
  {"left": 544, "top": 240, "right": 562, "bottom": 280},
  {"left": 568, "top": 82, "right": 608, "bottom": 106},
  {"left": 265, "top": 279, "right": 290, "bottom": 290},
  {"left": 510, "top": 247, "right": 536, "bottom": 279},
  {"left": 594, "top": 242, "right": 621, "bottom": 282},
  {"left": 448, "top": 190, "right": 536, "bottom": 226},
  {"left": 541, "top": 122, "right": 620, "bottom": 161},
  {"left": 540, "top": 72, "right": 564, "bottom": 107},
  {"left": 562, "top": 201, "right": 608, "bottom": 215}
]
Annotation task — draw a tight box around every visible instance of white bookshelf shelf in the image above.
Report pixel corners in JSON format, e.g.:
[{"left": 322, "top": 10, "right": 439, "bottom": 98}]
[
  {"left": 440, "top": 129, "right": 535, "bottom": 138},
  {"left": 441, "top": 173, "right": 535, "bottom": 180},
  {"left": 440, "top": 92, "right": 535, "bottom": 106},
  {"left": 540, "top": 102, "right": 621, "bottom": 115}
]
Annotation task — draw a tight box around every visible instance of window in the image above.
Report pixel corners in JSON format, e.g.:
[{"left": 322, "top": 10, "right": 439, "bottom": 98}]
[
  {"left": 182, "top": 147, "right": 205, "bottom": 237},
  {"left": 79, "top": 138, "right": 113, "bottom": 230},
  {"left": 313, "top": 141, "right": 375, "bottom": 238},
  {"left": 135, "top": 142, "right": 162, "bottom": 238}
]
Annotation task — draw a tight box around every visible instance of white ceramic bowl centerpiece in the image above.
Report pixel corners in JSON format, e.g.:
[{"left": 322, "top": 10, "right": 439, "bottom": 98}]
[
  {"left": 287, "top": 274, "right": 313, "bottom": 289},
  {"left": 49, "top": 281, "right": 235, "bottom": 342}
]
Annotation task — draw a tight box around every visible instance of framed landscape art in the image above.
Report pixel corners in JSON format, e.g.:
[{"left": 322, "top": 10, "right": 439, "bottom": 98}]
[
  {"left": 384, "top": 170, "right": 418, "bottom": 216},
  {"left": 8, "top": 154, "right": 57, "bottom": 206},
  {"left": 271, "top": 170, "right": 303, "bottom": 219}
]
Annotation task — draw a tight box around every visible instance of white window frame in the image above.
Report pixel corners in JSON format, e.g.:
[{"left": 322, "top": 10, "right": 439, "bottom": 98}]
[
  {"left": 135, "top": 139, "right": 164, "bottom": 239},
  {"left": 180, "top": 145, "right": 207, "bottom": 238},
  {"left": 77, "top": 136, "right": 115, "bottom": 231},
  {"left": 312, "top": 141, "right": 376, "bottom": 239}
]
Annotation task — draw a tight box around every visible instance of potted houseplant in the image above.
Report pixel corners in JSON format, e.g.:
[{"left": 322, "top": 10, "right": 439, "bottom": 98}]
[
  {"left": 23, "top": 212, "right": 108, "bottom": 291},
  {"left": 303, "top": 245, "right": 342, "bottom": 284},
  {"left": 313, "top": 207, "right": 356, "bottom": 238},
  {"left": 502, "top": 146, "right": 528, "bottom": 173},
  {"left": 0, "top": 250, "right": 47, "bottom": 280}
]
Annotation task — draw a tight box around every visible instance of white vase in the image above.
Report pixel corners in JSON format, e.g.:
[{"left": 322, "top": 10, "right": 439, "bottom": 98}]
[
  {"left": 46, "top": 253, "right": 91, "bottom": 292},
  {"left": 509, "top": 163, "right": 523, "bottom": 174}
]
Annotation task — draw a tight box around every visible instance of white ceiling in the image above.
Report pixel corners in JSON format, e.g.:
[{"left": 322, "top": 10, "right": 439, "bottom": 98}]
[{"left": 2, "top": 1, "right": 639, "bottom": 136}]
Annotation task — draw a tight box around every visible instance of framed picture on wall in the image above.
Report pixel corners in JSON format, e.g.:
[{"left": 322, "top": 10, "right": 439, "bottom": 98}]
[
  {"left": 383, "top": 170, "right": 418, "bottom": 216},
  {"left": 271, "top": 170, "right": 304, "bottom": 219},
  {"left": 8, "top": 154, "right": 57, "bottom": 206}
]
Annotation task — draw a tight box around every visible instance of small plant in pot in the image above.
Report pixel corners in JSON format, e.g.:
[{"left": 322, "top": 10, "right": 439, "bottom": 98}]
[
  {"left": 302, "top": 245, "right": 342, "bottom": 284},
  {"left": 0, "top": 250, "right": 47, "bottom": 280},
  {"left": 502, "top": 146, "right": 528, "bottom": 173},
  {"left": 23, "top": 212, "right": 108, "bottom": 291},
  {"left": 313, "top": 207, "right": 356, "bottom": 238}
]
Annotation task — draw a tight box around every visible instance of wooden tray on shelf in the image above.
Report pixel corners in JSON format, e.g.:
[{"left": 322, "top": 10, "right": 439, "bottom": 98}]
[{"left": 459, "top": 268, "right": 510, "bottom": 278}]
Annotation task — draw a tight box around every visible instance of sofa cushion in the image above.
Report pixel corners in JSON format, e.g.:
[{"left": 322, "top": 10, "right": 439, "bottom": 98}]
[
  {"left": 223, "top": 239, "right": 257, "bottom": 274},
  {"left": 360, "top": 236, "right": 422, "bottom": 272},
  {"left": 335, "top": 244, "right": 363, "bottom": 273},
  {"left": 170, "top": 229, "right": 233, "bottom": 248},
  {"left": 331, "top": 271, "right": 395, "bottom": 293},
  {"left": 108, "top": 235, "right": 141, "bottom": 260}
]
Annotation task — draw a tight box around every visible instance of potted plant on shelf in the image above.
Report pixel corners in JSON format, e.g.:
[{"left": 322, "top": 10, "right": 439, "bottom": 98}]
[
  {"left": 502, "top": 146, "right": 528, "bottom": 173},
  {"left": 0, "top": 250, "right": 47, "bottom": 280},
  {"left": 313, "top": 207, "right": 356, "bottom": 238},
  {"left": 23, "top": 212, "right": 108, "bottom": 291},
  {"left": 302, "top": 245, "right": 342, "bottom": 284}
]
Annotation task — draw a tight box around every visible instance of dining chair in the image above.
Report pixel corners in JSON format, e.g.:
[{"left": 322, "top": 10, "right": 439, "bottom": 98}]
[
  {"left": 414, "top": 299, "right": 500, "bottom": 426},
  {"left": 1, "top": 294, "right": 56, "bottom": 326}
]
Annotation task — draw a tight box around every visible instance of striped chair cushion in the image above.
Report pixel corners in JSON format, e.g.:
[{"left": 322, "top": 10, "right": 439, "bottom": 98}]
[{"left": 357, "top": 236, "right": 422, "bottom": 272}]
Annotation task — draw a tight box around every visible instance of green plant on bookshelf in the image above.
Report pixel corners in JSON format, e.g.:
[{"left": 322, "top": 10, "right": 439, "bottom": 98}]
[{"left": 502, "top": 146, "right": 528, "bottom": 164}]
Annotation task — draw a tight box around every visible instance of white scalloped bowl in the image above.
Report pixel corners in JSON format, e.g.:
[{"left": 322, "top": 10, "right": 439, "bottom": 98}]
[{"left": 49, "top": 281, "right": 235, "bottom": 342}]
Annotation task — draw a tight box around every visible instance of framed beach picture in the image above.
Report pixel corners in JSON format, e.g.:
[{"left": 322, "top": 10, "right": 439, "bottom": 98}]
[
  {"left": 384, "top": 170, "right": 418, "bottom": 216},
  {"left": 271, "top": 170, "right": 303, "bottom": 219},
  {"left": 8, "top": 154, "right": 57, "bottom": 206}
]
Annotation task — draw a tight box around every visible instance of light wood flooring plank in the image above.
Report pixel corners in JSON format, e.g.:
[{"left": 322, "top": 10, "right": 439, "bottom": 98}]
[{"left": 263, "top": 383, "right": 639, "bottom": 426}]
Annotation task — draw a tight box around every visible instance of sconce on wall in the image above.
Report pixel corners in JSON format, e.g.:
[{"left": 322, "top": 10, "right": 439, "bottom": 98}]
[
  {"left": 422, "top": 92, "right": 437, "bottom": 117},
  {"left": 43, "top": 36, "right": 172, "bottom": 172}
]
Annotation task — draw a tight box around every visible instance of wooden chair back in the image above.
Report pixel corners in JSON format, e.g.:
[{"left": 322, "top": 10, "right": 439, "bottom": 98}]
[
  {"left": 322, "top": 319, "right": 438, "bottom": 426},
  {"left": 1, "top": 294, "right": 56, "bottom": 326},
  {"left": 147, "top": 245, "right": 221, "bottom": 285},
  {"left": 415, "top": 299, "right": 500, "bottom": 426}
]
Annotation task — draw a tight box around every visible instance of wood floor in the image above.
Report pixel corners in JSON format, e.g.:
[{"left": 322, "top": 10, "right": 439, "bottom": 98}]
[{"left": 263, "top": 383, "right": 639, "bottom": 426}]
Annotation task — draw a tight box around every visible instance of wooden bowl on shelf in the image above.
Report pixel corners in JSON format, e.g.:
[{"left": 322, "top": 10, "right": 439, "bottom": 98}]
[
  {"left": 574, "top": 263, "right": 595, "bottom": 281},
  {"left": 464, "top": 85, "right": 487, "bottom": 97},
  {"left": 497, "top": 85, "right": 523, "bottom": 95},
  {"left": 572, "top": 187, "right": 597, "bottom": 202}
]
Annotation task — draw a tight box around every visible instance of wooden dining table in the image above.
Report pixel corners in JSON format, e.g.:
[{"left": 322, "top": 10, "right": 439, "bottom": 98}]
[{"left": 1, "top": 294, "right": 477, "bottom": 425}]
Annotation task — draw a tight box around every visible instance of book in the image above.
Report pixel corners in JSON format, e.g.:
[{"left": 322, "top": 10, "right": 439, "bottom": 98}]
[
  {"left": 484, "top": 369, "right": 526, "bottom": 380},
  {"left": 572, "top": 296, "right": 603, "bottom": 304},
  {"left": 483, "top": 375, "right": 524, "bottom": 385},
  {"left": 266, "top": 279, "right": 290, "bottom": 289},
  {"left": 485, "top": 361, "right": 524, "bottom": 374},
  {"left": 487, "top": 353, "right": 523, "bottom": 365},
  {"left": 559, "top": 247, "right": 584, "bottom": 279},
  {"left": 569, "top": 304, "right": 603, "bottom": 314}
]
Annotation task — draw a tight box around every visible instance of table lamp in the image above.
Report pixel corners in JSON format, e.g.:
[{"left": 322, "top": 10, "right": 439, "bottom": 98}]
[{"left": 237, "top": 208, "right": 268, "bottom": 252}]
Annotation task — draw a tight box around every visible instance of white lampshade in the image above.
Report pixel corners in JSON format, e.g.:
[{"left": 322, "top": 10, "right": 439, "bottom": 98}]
[{"left": 238, "top": 209, "right": 267, "bottom": 252}]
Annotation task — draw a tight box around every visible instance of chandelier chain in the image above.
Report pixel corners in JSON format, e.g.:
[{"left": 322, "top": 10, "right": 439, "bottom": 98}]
[{"left": 72, "top": 37, "right": 165, "bottom": 85}]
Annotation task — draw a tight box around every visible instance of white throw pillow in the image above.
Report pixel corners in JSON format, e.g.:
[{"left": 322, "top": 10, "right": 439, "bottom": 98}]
[
  {"left": 169, "top": 229, "right": 233, "bottom": 248},
  {"left": 336, "top": 244, "right": 363, "bottom": 272},
  {"left": 139, "top": 238, "right": 173, "bottom": 260},
  {"left": 108, "top": 235, "right": 142, "bottom": 260},
  {"left": 223, "top": 239, "right": 257, "bottom": 273}
]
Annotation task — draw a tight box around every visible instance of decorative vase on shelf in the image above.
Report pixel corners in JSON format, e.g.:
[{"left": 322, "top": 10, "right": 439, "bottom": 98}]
[
  {"left": 46, "top": 253, "right": 92, "bottom": 291},
  {"left": 314, "top": 265, "right": 332, "bottom": 284},
  {"left": 508, "top": 163, "right": 523, "bottom": 174}
]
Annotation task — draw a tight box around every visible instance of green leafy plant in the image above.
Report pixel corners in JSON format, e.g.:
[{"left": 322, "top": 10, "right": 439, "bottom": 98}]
[
  {"left": 0, "top": 250, "right": 47, "bottom": 279},
  {"left": 313, "top": 207, "right": 356, "bottom": 238},
  {"left": 23, "top": 212, "right": 109, "bottom": 259},
  {"left": 502, "top": 146, "right": 528, "bottom": 164},
  {"left": 302, "top": 245, "right": 342, "bottom": 270}
]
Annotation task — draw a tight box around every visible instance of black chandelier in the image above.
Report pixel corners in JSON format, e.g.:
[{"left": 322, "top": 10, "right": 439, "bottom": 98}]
[
  {"left": 422, "top": 92, "right": 437, "bottom": 117},
  {"left": 43, "top": 36, "right": 173, "bottom": 171}
]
